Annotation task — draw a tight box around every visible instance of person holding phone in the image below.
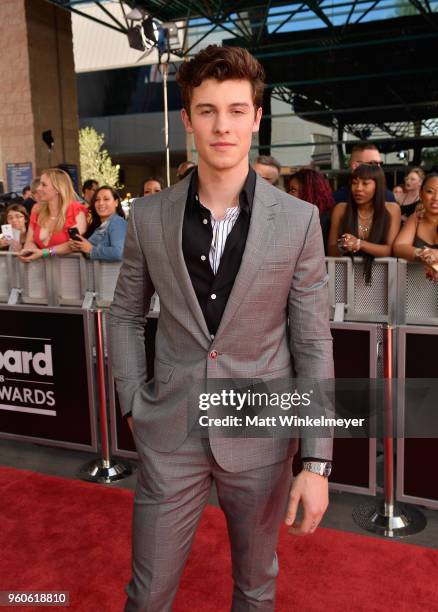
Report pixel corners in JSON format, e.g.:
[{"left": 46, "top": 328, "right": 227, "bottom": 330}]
[
  {"left": 68, "top": 186, "right": 127, "bottom": 262},
  {"left": 18, "top": 168, "right": 87, "bottom": 262},
  {"left": 0, "top": 204, "right": 29, "bottom": 252}
]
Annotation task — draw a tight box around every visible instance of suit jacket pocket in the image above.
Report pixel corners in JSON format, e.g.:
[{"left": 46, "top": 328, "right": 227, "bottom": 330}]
[{"left": 132, "top": 361, "right": 174, "bottom": 420}]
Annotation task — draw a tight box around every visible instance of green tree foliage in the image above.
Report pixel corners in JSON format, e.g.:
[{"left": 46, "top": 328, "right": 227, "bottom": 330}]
[{"left": 79, "top": 127, "right": 123, "bottom": 188}]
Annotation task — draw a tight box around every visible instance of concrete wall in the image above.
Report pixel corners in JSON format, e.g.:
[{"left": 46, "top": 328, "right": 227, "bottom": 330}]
[
  {"left": 0, "top": 0, "right": 80, "bottom": 189},
  {"left": 0, "top": 0, "right": 34, "bottom": 187}
]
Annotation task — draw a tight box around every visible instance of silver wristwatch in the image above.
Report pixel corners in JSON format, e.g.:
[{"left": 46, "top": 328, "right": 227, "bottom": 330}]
[{"left": 302, "top": 461, "right": 332, "bottom": 478}]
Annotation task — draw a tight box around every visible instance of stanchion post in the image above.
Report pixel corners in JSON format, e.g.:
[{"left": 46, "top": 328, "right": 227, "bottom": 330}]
[
  {"left": 383, "top": 325, "right": 394, "bottom": 516},
  {"left": 96, "top": 308, "right": 110, "bottom": 465},
  {"left": 79, "top": 309, "right": 134, "bottom": 483},
  {"left": 352, "top": 324, "right": 426, "bottom": 537}
]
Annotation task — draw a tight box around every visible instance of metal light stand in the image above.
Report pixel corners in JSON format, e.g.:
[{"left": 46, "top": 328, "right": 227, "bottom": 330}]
[
  {"left": 79, "top": 309, "right": 133, "bottom": 483},
  {"left": 352, "top": 324, "right": 426, "bottom": 537},
  {"left": 162, "top": 60, "right": 171, "bottom": 188}
]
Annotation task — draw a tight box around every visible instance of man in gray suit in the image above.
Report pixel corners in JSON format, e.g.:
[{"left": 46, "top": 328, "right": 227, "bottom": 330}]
[{"left": 109, "top": 45, "right": 334, "bottom": 611}]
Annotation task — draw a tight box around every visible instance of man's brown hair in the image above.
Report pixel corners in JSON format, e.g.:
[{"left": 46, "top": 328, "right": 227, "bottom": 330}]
[{"left": 176, "top": 45, "right": 265, "bottom": 113}]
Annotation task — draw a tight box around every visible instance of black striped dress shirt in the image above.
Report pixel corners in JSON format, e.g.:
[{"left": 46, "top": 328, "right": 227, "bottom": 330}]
[{"left": 182, "top": 168, "right": 255, "bottom": 336}]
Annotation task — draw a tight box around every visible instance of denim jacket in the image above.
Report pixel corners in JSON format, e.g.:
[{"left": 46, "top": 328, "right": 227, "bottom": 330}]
[{"left": 89, "top": 214, "right": 127, "bottom": 262}]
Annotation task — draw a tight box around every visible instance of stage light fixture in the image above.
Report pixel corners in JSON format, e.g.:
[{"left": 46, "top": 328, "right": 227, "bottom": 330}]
[
  {"left": 127, "top": 25, "right": 146, "bottom": 51},
  {"left": 126, "top": 7, "right": 148, "bottom": 21}
]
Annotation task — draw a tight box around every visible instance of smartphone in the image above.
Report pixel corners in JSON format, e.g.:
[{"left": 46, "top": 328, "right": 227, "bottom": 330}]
[
  {"left": 1, "top": 224, "right": 13, "bottom": 240},
  {"left": 68, "top": 227, "right": 81, "bottom": 241}
]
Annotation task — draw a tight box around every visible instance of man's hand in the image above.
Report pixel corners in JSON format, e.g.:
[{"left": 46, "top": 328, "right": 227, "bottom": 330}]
[
  {"left": 127, "top": 416, "right": 133, "bottom": 432},
  {"left": 285, "top": 470, "right": 329, "bottom": 535}
]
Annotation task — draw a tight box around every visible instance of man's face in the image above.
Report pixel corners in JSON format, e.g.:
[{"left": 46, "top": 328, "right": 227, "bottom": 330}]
[
  {"left": 350, "top": 149, "right": 382, "bottom": 171},
  {"left": 253, "top": 162, "right": 280, "bottom": 185},
  {"left": 181, "top": 79, "right": 262, "bottom": 172}
]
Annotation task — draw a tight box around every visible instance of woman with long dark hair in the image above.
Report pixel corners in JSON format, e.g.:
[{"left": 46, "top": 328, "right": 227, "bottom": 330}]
[
  {"left": 328, "top": 164, "right": 401, "bottom": 282},
  {"left": 141, "top": 177, "right": 164, "bottom": 197},
  {"left": 69, "top": 186, "right": 127, "bottom": 262},
  {"left": 288, "top": 168, "right": 335, "bottom": 248},
  {"left": 393, "top": 174, "right": 438, "bottom": 279}
]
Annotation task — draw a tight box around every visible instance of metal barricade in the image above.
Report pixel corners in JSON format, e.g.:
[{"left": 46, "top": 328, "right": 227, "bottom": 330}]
[
  {"left": 93, "top": 261, "right": 122, "bottom": 308},
  {"left": 326, "top": 257, "right": 398, "bottom": 324},
  {"left": 0, "top": 253, "right": 19, "bottom": 303},
  {"left": 397, "top": 260, "right": 438, "bottom": 326},
  {"left": 18, "top": 258, "right": 52, "bottom": 305},
  {"left": 10, "top": 255, "right": 94, "bottom": 308},
  {"left": 52, "top": 254, "right": 91, "bottom": 307}
]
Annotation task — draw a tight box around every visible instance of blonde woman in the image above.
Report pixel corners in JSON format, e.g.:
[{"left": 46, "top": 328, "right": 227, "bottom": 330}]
[
  {"left": 19, "top": 168, "right": 87, "bottom": 262},
  {"left": 399, "top": 167, "right": 425, "bottom": 219}
]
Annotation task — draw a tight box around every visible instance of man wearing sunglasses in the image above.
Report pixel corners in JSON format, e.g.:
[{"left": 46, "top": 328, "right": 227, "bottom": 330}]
[{"left": 333, "top": 142, "right": 396, "bottom": 204}]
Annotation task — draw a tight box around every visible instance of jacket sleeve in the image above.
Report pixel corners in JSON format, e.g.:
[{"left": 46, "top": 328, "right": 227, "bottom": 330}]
[
  {"left": 287, "top": 206, "right": 334, "bottom": 460},
  {"left": 108, "top": 206, "right": 155, "bottom": 417}
]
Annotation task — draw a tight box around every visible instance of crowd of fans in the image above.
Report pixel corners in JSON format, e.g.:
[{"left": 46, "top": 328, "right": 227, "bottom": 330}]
[
  {"left": 1, "top": 144, "right": 437, "bottom": 280},
  {"left": 249, "top": 144, "right": 438, "bottom": 284},
  {"left": 0, "top": 168, "right": 127, "bottom": 262}
]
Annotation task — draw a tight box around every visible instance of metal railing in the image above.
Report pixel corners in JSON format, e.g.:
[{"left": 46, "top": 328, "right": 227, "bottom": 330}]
[
  {"left": 0, "top": 253, "right": 121, "bottom": 309},
  {"left": 1, "top": 253, "right": 436, "bottom": 325}
]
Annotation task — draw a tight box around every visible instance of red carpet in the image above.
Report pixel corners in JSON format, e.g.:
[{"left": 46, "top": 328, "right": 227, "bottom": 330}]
[{"left": 0, "top": 466, "right": 437, "bottom": 611}]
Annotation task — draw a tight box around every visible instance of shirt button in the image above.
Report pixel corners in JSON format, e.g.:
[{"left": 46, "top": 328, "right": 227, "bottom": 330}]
[
  {"left": 210, "top": 334, "right": 215, "bottom": 340},
  {"left": 202, "top": 218, "right": 208, "bottom": 225},
  {"left": 201, "top": 255, "right": 206, "bottom": 261},
  {"left": 211, "top": 293, "right": 216, "bottom": 300},
  {"left": 209, "top": 350, "right": 218, "bottom": 360}
]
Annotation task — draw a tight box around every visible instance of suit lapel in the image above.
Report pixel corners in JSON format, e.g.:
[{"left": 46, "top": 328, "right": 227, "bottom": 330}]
[
  {"left": 214, "top": 177, "right": 279, "bottom": 338},
  {"left": 161, "top": 179, "right": 211, "bottom": 343}
]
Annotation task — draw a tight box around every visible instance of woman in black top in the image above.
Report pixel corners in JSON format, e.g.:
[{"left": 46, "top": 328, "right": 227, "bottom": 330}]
[
  {"left": 399, "top": 167, "right": 425, "bottom": 220},
  {"left": 328, "top": 164, "right": 401, "bottom": 282},
  {"left": 393, "top": 173, "right": 438, "bottom": 263}
]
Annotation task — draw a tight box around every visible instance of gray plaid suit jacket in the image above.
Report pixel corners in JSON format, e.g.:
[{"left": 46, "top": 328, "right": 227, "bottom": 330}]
[{"left": 109, "top": 173, "right": 334, "bottom": 471}]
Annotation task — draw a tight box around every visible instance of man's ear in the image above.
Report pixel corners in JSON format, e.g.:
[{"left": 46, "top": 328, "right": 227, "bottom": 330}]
[
  {"left": 252, "top": 106, "right": 263, "bottom": 133},
  {"left": 181, "top": 108, "right": 193, "bottom": 133}
]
